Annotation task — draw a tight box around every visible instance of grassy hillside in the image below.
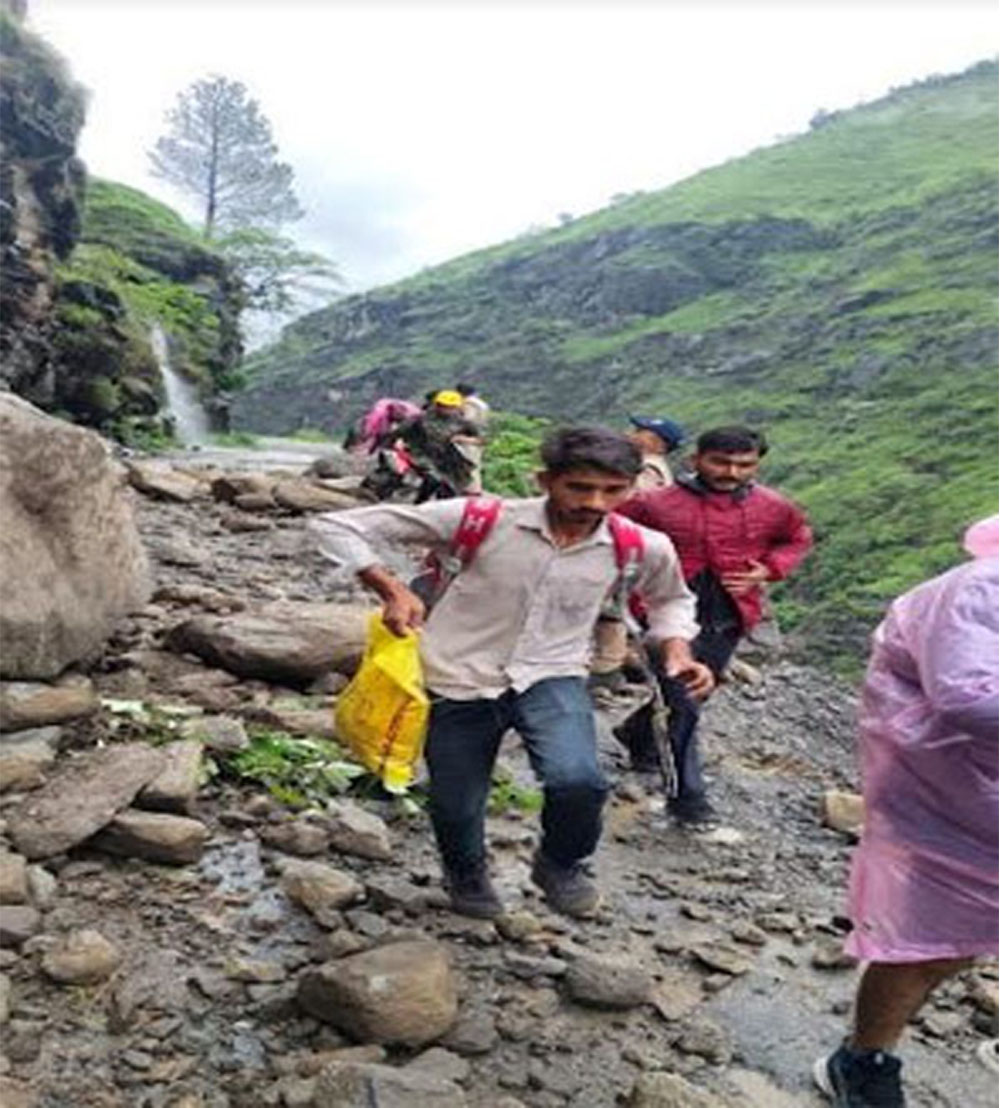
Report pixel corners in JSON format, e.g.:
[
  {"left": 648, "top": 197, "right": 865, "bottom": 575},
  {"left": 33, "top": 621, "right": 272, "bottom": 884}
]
[{"left": 236, "top": 62, "right": 998, "bottom": 665}]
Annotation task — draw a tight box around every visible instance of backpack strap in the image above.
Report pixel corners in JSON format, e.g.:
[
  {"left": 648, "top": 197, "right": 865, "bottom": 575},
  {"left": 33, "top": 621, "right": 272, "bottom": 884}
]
[
  {"left": 602, "top": 514, "right": 645, "bottom": 619},
  {"left": 412, "top": 496, "right": 503, "bottom": 607}
]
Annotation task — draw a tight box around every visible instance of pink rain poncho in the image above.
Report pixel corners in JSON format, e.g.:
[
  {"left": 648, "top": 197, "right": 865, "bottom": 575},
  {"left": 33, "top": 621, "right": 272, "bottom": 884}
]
[
  {"left": 845, "top": 520, "right": 999, "bottom": 963},
  {"left": 355, "top": 399, "right": 421, "bottom": 454}
]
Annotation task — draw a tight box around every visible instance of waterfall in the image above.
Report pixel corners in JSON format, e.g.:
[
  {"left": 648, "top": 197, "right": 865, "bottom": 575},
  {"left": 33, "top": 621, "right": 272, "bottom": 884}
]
[{"left": 151, "top": 323, "right": 211, "bottom": 445}]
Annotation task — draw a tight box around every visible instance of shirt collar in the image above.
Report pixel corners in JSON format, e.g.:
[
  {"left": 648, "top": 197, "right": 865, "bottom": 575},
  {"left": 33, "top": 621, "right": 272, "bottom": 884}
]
[{"left": 516, "top": 497, "right": 614, "bottom": 547}]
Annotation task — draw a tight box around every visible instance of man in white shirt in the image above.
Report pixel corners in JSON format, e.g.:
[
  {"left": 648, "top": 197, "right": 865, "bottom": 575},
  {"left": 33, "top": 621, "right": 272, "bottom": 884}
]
[{"left": 313, "top": 427, "right": 710, "bottom": 919}]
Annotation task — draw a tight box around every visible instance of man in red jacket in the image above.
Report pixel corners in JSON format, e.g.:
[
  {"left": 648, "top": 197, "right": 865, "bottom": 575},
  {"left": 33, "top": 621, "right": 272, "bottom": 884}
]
[{"left": 616, "top": 425, "right": 813, "bottom": 824}]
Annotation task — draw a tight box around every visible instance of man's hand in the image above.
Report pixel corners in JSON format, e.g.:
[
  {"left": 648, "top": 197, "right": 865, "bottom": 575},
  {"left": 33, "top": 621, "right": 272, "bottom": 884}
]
[
  {"left": 359, "top": 566, "right": 427, "bottom": 637},
  {"left": 721, "top": 559, "right": 770, "bottom": 596},
  {"left": 382, "top": 587, "right": 426, "bottom": 637},
  {"left": 660, "top": 638, "right": 715, "bottom": 701}
]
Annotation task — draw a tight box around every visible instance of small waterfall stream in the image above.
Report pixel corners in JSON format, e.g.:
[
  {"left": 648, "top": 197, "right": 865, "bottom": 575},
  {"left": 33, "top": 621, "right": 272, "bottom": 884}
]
[{"left": 151, "top": 323, "right": 211, "bottom": 445}]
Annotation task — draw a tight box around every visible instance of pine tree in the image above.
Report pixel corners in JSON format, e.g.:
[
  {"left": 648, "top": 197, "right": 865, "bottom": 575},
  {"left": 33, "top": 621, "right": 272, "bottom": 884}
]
[{"left": 149, "top": 75, "right": 303, "bottom": 238}]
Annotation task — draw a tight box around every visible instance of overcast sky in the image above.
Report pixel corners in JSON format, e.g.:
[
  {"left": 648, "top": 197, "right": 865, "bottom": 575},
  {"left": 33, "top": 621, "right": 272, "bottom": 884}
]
[{"left": 30, "top": 0, "right": 998, "bottom": 294}]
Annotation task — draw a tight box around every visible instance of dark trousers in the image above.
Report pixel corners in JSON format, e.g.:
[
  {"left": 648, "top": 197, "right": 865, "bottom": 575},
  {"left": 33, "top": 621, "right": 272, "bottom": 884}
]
[
  {"left": 425, "top": 677, "right": 609, "bottom": 875},
  {"left": 620, "top": 570, "right": 743, "bottom": 800}
]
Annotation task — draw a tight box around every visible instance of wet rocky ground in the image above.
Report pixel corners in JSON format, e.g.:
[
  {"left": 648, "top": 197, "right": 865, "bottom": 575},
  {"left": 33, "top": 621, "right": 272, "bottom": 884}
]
[{"left": 0, "top": 444, "right": 996, "bottom": 1108}]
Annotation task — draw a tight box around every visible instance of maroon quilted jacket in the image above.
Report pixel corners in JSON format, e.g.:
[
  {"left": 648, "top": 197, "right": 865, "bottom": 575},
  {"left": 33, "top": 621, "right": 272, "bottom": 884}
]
[{"left": 618, "top": 476, "right": 813, "bottom": 631}]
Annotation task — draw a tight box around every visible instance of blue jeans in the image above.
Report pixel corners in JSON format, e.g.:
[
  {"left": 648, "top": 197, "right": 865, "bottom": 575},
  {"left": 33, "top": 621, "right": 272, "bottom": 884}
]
[{"left": 425, "top": 676, "right": 609, "bottom": 875}]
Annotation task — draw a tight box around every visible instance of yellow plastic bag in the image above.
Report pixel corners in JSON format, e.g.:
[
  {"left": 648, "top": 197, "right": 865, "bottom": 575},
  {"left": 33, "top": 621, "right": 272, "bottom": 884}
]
[{"left": 334, "top": 613, "right": 429, "bottom": 792}]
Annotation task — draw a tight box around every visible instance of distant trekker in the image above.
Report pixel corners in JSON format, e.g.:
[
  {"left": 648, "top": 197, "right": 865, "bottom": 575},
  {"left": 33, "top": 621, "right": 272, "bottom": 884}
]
[
  {"left": 616, "top": 425, "right": 813, "bottom": 825},
  {"left": 455, "top": 383, "right": 490, "bottom": 493},
  {"left": 313, "top": 426, "right": 710, "bottom": 919},
  {"left": 396, "top": 390, "right": 483, "bottom": 501},
  {"left": 626, "top": 415, "right": 685, "bottom": 490}
]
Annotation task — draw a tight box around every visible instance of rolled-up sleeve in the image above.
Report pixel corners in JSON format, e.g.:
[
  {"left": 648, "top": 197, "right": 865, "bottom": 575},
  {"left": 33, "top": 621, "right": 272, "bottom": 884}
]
[
  {"left": 636, "top": 530, "right": 699, "bottom": 642},
  {"left": 310, "top": 500, "right": 467, "bottom": 575}
]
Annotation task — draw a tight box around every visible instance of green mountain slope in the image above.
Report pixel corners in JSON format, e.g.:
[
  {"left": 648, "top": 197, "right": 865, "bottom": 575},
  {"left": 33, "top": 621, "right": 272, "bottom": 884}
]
[{"left": 236, "top": 62, "right": 998, "bottom": 663}]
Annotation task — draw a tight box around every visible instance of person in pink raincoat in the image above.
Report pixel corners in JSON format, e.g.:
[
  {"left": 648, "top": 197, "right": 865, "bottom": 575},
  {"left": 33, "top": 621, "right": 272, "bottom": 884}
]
[{"left": 815, "top": 515, "right": 1000, "bottom": 1108}]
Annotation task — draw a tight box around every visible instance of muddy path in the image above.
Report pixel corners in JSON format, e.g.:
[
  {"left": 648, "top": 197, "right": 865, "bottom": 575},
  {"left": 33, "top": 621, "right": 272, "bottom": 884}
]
[{"left": 1, "top": 445, "right": 995, "bottom": 1108}]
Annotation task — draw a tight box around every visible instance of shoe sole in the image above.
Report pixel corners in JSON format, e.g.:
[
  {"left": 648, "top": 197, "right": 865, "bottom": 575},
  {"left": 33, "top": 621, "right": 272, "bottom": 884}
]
[
  {"left": 812, "top": 1056, "right": 835, "bottom": 1098},
  {"left": 449, "top": 899, "right": 504, "bottom": 920}
]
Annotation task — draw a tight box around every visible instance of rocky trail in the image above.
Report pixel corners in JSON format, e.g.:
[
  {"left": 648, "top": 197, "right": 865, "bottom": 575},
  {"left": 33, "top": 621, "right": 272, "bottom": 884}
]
[{"left": 0, "top": 442, "right": 996, "bottom": 1108}]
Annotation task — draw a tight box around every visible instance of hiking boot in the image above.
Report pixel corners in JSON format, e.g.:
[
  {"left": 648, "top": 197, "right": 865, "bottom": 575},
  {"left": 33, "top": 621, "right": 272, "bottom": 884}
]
[
  {"left": 813, "top": 1043, "right": 905, "bottom": 1107},
  {"left": 668, "top": 793, "right": 718, "bottom": 827},
  {"left": 445, "top": 868, "right": 504, "bottom": 919},
  {"left": 530, "top": 853, "right": 601, "bottom": 918}
]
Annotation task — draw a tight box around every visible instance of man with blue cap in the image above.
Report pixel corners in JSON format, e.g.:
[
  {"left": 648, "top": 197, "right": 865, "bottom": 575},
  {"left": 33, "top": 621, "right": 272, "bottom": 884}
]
[{"left": 627, "top": 416, "right": 685, "bottom": 491}]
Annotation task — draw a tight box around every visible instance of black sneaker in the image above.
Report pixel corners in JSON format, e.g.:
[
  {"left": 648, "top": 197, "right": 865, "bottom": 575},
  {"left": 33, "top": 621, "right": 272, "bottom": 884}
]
[
  {"left": 813, "top": 1043, "right": 905, "bottom": 1107},
  {"left": 445, "top": 868, "right": 504, "bottom": 919},
  {"left": 530, "top": 853, "right": 601, "bottom": 918},
  {"left": 668, "top": 793, "right": 717, "bottom": 827}
]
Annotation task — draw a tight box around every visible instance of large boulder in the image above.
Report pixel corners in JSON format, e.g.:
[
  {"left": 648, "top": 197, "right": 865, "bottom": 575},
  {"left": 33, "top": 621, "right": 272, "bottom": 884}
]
[
  {"left": 166, "top": 601, "right": 370, "bottom": 686},
  {"left": 0, "top": 396, "right": 151, "bottom": 678}
]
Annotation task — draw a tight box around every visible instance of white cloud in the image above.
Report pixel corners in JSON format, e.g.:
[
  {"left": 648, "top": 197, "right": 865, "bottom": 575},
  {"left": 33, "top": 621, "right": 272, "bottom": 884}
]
[{"left": 29, "top": 0, "right": 998, "bottom": 291}]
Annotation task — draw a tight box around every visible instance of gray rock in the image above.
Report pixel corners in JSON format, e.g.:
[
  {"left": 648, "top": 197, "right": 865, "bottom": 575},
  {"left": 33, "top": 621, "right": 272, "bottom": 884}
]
[
  {"left": 6, "top": 744, "right": 166, "bottom": 859},
  {"left": 262, "top": 819, "right": 330, "bottom": 857},
  {"left": 820, "top": 790, "right": 865, "bottom": 836},
  {"left": 281, "top": 859, "right": 364, "bottom": 926},
  {"left": 298, "top": 940, "right": 458, "bottom": 1047},
  {"left": 496, "top": 911, "right": 543, "bottom": 942},
  {"left": 365, "top": 875, "right": 426, "bottom": 915},
  {"left": 0, "top": 675, "right": 98, "bottom": 733},
  {"left": 676, "top": 1017, "right": 732, "bottom": 1064},
  {"left": 0, "top": 395, "right": 151, "bottom": 680},
  {"left": 563, "top": 951, "right": 651, "bottom": 1009},
  {"left": 273, "top": 479, "right": 360, "bottom": 514},
  {"left": 127, "top": 462, "right": 204, "bottom": 503},
  {"left": 324, "top": 800, "right": 392, "bottom": 861},
  {"left": 629, "top": 1071, "right": 727, "bottom": 1107},
  {"left": 0, "top": 739, "right": 56, "bottom": 793},
  {"left": 811, "top": 938, "right": 857, "bottom": 970},
  {"left": 689, "top": 941, "right": 754, "bottom": 976},
  {"left": 138, "top": 739, "right": 203, "bottom": 814},
  {"left": 313, "top": 1060, "right": 467, "bottom": 1108},
  {"left": 179, "top": 714, "right": 249, "bottom": 753},
  {"left": 91, "top": 809, "right": 208, "bottom": 865},
  {"left": 165, "top": 602, "right": 370, "bottom": 685},
  {"left": 405, "top": 1047, "right": 471, "bottom": 1084},
  {"left": 41, "top": 928, "right": 120, "bottom": 984},
  {"left": 438, "top": 1009, "right": 499, "bottom": 1056},
  {"left": 0, "top": 854, "right": 28, "bottom": 904},
  {"left": 0, "top": 972, "right": 9, "bottom": 1024},
  {"left": 0, "top": 905, "right": 40, "bottom": 947}
]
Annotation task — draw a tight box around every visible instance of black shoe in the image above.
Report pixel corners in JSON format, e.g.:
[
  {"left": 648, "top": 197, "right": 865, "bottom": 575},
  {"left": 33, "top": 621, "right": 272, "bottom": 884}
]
[
  {"left": 445, "top": 868, "right": 504, "bottom": 919},
  {"left": 668, "top": 794, "right": 717, "bottom": 826},
  {"left": 530, "top": 853, "right": 601, "bottom": 918},
  {"left": 813, "top": 1043, "right": 905, "bottom": 1107}
]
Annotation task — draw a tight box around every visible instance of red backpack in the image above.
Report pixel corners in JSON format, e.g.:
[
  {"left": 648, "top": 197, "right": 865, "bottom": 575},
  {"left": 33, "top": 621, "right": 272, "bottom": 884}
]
[{"left": 413, "top": 496, "right": 644, "bottom": 612}]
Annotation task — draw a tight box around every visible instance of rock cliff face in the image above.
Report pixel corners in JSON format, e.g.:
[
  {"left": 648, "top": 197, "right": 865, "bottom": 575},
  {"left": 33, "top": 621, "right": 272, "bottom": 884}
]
[
  {"left": 0, "top": 8, "right": 243, "bottom": 441},
  {"left": 0, "top": 8, "right": 86, "bottom": 406}
]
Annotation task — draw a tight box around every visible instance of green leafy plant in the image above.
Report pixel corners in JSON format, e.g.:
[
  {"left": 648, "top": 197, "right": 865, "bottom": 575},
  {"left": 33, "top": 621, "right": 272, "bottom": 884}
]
[
  {"left": 488, "top": 770, "right": 543, "bottom": 815},
  {"left": 227, "top": 729, "right": 366, "bottom": 809}
]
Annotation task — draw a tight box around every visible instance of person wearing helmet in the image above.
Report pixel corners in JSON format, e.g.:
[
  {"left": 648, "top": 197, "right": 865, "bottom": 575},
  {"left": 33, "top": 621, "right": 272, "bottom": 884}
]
[
  {"left": 627, "top": 416, "right": 685, "bottom": 491},
  {"left": 396, "top": 390, "right": 483, "bottom": 500}
]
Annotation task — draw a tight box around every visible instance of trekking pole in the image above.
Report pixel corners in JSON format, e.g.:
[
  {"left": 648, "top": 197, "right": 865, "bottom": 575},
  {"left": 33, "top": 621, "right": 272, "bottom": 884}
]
[{"left": 622, "top": 616, "right": 676, "bottom": 802}]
